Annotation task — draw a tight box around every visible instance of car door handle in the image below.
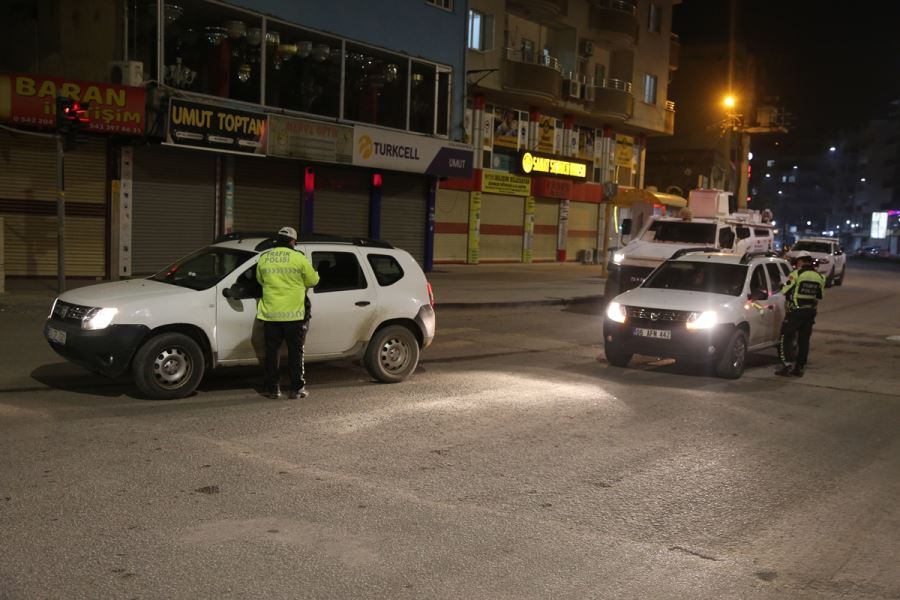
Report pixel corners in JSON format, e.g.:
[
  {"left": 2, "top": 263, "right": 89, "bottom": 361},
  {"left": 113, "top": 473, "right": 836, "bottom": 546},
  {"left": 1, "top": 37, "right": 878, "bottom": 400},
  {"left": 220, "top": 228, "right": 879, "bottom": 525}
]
[{"left": 355, "top": 301, "right": 371, "bottom": 307}]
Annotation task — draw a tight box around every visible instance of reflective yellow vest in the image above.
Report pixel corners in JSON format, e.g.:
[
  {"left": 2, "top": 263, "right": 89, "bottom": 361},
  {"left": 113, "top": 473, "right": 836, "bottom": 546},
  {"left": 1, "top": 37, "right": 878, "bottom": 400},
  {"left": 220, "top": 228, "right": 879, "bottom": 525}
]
[
  {"left": 780, "top": 268, "right": 825, "bottom": 309},
  {"left": 255, "top": 247, "right": 320, "bottom": 321}
]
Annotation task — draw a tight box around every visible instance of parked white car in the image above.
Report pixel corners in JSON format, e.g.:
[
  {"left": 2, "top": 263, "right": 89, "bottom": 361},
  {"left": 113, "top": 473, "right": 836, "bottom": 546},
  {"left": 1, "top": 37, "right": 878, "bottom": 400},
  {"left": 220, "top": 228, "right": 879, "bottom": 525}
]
[
  {"left": 785, "top": 238, "right": 846, "bottom": 287},
  {"left": 44, "top": 234, "right": 436, "bottom": 399},
  {"left": 603, "top": 251, "right": 792, "bottom": 378}
]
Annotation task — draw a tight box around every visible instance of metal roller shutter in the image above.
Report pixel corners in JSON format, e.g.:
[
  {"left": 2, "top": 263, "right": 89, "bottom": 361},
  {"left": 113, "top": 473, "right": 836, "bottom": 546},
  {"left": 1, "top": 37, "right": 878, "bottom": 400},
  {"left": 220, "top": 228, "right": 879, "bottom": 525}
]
[
  {"left": 381, "top": 174, "right": 427, "bottom": 264},
  {"left": 0, "top": 131, "right": 107, "bottom": 277},
  {"left": 566, "top": 201, "right": 600, "bottom": 260},
  {"left": 480, "top": 193, "right": 524, "bottom": 262},
  {"left": 533, "top": 198, "right": 558, "bottom": 262},
  {"left": 131, "top": 145, "right": 216, "bottom": 275},
  {"left": 312, "top": 166, "right": 369, "bottom": 238},
  {"left": 233, "top": 157, "right": 302, "bottom": 233}
]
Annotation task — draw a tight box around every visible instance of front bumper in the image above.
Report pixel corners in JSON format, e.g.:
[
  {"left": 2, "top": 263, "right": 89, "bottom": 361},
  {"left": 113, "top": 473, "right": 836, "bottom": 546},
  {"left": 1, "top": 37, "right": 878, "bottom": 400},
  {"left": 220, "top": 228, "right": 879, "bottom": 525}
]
[
  {"left": 603, "top": 318, "right": 736, "bottom": 362},
  {"left": 44, "top": 319, "right": 149, "bottom": 377}
]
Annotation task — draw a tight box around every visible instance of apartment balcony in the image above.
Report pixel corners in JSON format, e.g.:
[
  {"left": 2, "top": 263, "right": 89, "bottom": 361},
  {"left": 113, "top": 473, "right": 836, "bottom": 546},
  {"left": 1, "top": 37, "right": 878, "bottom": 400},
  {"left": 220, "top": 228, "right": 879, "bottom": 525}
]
[
  {"left": 588, "top": 0, "right": 639, "bottom": 46},
  {"left": 584, "top": 78, "right": 634, "bottom": 120},
  {"left": 507, "top": 0, "right": 567, "bottom": 22},
  {"left": 669, "top": 33, "right": 680, "bottom": 70},
  {"left": 664, "top": 100, "right": 675, "bottom": 134},
  {"left": 501, "top": 48, "right": 563, "bottom": 102}
]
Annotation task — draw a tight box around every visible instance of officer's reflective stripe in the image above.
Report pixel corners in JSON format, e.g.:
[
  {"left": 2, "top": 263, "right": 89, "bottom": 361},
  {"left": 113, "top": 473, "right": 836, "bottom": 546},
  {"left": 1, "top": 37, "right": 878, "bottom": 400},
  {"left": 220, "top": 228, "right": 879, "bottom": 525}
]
[
  {"left": 257, "top": 267, "right": 304, "bottom": 274},
  {"left": 260, "top": 310, "right": 304, "bottom": 319}
]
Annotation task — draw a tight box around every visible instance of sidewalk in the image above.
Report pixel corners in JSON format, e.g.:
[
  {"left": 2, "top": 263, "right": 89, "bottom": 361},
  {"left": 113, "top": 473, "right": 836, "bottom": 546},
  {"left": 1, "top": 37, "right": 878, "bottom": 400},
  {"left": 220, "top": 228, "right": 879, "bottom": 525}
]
[{"left": 0, "top": 262, "right": 607, "bottom": 311}]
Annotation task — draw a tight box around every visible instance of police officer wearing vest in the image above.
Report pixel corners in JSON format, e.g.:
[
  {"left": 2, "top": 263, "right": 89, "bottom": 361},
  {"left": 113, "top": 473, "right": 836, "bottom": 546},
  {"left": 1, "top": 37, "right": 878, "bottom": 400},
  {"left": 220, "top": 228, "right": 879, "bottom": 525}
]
[
  {"left": 776, "top": 251, "right": 826, "bottom": 377},
  {"left": 256, "top": 227, "right": 320, "bottom": 399}
]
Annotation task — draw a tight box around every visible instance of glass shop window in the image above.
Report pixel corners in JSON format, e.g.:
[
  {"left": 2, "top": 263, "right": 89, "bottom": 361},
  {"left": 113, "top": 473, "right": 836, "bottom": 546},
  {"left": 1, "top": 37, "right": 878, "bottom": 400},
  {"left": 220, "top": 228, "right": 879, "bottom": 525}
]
[
  {"left": 410, "top": 61, "right": 437, "bottom": 134},
  {"left": 264, "top": 22, "right": 341, "bottom": 117},
  {"left": 344, "top": 43, "right": 409, "bottom": 130}
]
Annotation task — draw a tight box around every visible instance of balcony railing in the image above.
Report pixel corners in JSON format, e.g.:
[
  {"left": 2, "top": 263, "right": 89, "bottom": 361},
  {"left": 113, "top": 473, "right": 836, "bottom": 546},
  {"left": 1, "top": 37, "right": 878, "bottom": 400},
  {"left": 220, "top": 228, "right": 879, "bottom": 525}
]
[
  {"left": 665, "top": 100, "right": 675, "bottom": 111},
  {"left": 585, "top": 78, "right": 634, "bottom": 119},
  {"left": 501, "top": 48, "right": 563, "bottom": 101},
  {"left": 588, "top": 0, "right": 639, "bottom": 45}
]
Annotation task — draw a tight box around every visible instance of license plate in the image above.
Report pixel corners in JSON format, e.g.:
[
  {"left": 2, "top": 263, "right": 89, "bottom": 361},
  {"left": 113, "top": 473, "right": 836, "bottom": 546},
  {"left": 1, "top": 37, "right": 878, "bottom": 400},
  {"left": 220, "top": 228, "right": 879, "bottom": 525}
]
[
  {"left": 47, "top": 326, "right": 67, "bottom": 345},
  {"left": 633, "top": 327, "right": 671, "bottom": 340}
]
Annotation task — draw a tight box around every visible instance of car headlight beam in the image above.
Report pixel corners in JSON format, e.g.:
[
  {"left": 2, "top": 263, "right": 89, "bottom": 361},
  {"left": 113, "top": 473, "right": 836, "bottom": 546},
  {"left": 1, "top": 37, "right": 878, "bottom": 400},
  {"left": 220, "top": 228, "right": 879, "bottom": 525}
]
[
  {"left": 82, "top": 307, "right": 118, "bottom": 330},
  {"left": 613, "top": 252, "right": 625, "bottom": 264},
  {"left": 686, "top": 310, "right": 718, "bottom": 330},
  {"left": 606, "top": 301, "right": 627, "bottom": 324}
]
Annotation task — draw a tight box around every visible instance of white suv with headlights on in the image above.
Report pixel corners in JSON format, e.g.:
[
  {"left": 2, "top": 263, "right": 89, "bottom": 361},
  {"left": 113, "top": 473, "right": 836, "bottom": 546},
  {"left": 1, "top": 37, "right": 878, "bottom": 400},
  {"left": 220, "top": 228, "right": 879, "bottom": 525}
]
[
  {"left": 44, "top": 233, "right": 435, "bottom": 399},
  {"left": 603, "top": 251, "right": 792, "bottom": 378},
  {"left": 785, "top": 238, "right": 846, "bottom": 287}
]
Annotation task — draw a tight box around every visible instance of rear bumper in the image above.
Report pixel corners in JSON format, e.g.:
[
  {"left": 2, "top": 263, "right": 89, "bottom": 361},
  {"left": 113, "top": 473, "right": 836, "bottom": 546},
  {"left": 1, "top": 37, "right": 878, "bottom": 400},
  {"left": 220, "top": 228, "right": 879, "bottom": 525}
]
[{"left": 603, "top": 318, "right": 735, "bottom": 362}]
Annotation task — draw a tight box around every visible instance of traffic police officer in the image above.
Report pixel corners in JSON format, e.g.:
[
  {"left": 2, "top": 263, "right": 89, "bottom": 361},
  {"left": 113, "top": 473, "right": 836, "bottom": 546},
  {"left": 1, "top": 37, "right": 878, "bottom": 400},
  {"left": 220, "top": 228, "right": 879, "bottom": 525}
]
[
  {"left": 256, "top": 226, "right": 320, "bottom": 399},
  {"left": 776, "top": 251, "right": 826, "bottom": 377}
]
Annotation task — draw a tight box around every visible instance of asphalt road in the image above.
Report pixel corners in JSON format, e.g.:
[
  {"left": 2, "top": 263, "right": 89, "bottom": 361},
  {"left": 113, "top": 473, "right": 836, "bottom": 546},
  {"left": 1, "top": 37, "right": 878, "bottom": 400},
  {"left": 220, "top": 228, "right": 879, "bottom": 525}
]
[{"left": 1, "top": 260, "right": 899, "bottom": 599}]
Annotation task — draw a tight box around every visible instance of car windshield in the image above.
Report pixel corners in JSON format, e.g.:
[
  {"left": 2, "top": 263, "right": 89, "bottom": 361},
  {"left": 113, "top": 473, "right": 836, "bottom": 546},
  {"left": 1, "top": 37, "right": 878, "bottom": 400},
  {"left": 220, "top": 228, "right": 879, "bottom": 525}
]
[
  {"left": 642, "top": 221, "right": 717, "bottom": 244},
  {"left": 793, "top": 241, "right": 832, "bottom": 254},
  {"left": 643, "top": 261, "right": 748, "bottom": 296},
  {"left": 149, "top": 247, "right": 256, "bottom": 290}
]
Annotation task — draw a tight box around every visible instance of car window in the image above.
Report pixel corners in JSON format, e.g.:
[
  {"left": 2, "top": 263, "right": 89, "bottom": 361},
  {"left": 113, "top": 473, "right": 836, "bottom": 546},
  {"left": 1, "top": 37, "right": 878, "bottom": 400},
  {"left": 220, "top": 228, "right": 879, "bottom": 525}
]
[
  {"left": 765, "top": 263, "right": 785, "bottom": 289},
  {"left": 643, "top": 261, "right": 747, "bottom": 296},
  {"left": 750, "top": 265, "right": 768, "bottom": 296},
  {"left": 736, "top": 226, "right": 751, "bottom": 240},
  {"left": 793, "top": 241, "right": 831, "bottom": 254},
  {"left": 754, "top": 228, "right": 771, "bottom": 237},
  {"left": 149, "top": 247, "right": 255, "bottom": 290},
  {"left": 779, "top": 262, "right": 791, "bottom": 277},
  {"left": 367, "top": 254, "right": 405, "bottom": 286},
  {"left": 642, "top": 221, "right": 717, "bottom": 244},
  {"left": 312, "top": 251, "right": 368, "bottom": 293}
]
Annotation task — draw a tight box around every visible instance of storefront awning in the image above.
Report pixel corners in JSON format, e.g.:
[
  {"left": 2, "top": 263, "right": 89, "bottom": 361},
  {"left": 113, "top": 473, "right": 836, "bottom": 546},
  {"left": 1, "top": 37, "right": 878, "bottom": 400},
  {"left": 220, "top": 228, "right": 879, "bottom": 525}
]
[{"left": 612, "top": 187, "right": 687, "bottom": 208}]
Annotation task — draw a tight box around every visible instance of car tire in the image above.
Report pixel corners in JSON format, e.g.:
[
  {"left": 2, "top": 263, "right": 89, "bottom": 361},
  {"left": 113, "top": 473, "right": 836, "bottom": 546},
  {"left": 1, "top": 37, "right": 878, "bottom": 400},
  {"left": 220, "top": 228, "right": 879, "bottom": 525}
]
[
  {"left": 835, "top": 266, "right": 845, "bottom": 286},
  {"left": 365, "top": 325, "right": 420, "bottom": 383},
  {"left": 825, "top": 267, "right": 835, "bottom": 288},
  {"left": 133, "top": 332, "right": 205, "bottom": 400},
  {"left": 604, "top": 341, "right": 632, "bottom": 368},
  {"left": 715, "top": 329, "right": 747, "bottom": 379}
]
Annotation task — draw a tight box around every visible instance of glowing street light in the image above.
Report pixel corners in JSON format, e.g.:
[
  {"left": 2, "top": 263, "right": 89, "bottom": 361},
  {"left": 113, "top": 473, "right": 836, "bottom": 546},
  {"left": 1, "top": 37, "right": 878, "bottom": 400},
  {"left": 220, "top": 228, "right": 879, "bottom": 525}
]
[
  {"left": 829, "top": 146, "right": 837, "bottom": 152},
  {"left": 806, "top": 220, "right": 812, "bottom": 226},
  {"left": 723, "top": 95, "right": 737, "bottom": 109}
]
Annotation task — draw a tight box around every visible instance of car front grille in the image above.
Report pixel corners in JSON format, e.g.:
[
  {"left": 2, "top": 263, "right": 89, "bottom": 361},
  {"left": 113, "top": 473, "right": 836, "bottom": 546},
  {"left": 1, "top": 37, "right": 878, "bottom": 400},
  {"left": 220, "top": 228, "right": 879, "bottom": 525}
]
[
  {"left": 625, "top": 306, "right": 693, "bottom": 323},
  {"left": 51, "top": 300, "right": 93, "bottom": 325}
]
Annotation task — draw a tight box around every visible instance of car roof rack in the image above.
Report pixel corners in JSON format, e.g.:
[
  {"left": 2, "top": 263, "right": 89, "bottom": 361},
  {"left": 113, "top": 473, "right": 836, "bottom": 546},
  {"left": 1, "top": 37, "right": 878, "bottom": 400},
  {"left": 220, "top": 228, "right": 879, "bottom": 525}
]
[
  {"left": 670, "top": 247, "right": 720, "bottom": 259},
  {"left": 739, "top": 250, "right": 781, "bottom": 264}
]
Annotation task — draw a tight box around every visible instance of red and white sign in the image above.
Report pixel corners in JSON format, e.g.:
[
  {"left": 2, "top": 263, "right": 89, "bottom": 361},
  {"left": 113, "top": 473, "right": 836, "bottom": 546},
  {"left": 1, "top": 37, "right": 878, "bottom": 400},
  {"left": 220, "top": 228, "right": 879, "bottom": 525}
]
[{"left": 0, "top": 72, "right": 146, "bottom": 135}]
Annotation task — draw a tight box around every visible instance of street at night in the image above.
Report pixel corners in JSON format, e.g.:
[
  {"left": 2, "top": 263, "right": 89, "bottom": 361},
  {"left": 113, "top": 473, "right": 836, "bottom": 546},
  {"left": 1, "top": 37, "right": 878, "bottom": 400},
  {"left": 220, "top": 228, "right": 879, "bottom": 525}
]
[{"left": 2, "top": 261, "right": 898, "bottom": 599}]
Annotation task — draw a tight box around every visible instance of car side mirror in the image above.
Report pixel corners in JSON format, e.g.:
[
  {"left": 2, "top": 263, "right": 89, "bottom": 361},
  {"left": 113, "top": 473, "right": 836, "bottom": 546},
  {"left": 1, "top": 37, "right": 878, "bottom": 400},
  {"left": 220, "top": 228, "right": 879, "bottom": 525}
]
[
  {"left": 620, "top": 218, "right": 632, "bottom": 236},
  {"left": 222, "top": 286, "right": 235, "bottom": 299}
]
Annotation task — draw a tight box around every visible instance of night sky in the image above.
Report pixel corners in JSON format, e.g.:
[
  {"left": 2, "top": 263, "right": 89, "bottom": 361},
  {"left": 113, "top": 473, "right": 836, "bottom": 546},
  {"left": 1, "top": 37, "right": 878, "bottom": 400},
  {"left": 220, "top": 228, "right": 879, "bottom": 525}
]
[{"left": 673, "top": 0, "right": 900, "bottom": 138}]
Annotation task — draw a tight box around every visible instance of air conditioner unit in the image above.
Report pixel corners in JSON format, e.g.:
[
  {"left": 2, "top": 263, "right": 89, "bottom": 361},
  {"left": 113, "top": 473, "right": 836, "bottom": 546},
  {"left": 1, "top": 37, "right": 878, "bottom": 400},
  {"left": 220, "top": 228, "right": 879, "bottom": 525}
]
[
  {"left": 566, "top": 80, "right": 582, "bottom": 100},
  {"left": 109, "top": 61, "right": 144, "bottom": 86},
  {"left": 580, "top": 40, "right": 594, "bottom": 57}
]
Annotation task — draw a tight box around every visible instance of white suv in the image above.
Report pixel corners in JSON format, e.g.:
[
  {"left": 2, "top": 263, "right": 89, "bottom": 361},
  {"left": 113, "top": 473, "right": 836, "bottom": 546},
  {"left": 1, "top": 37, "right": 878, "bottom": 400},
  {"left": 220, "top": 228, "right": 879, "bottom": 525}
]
[
  {"left": 603, "top": 251, "right": 792, "bottom": 378},
  {"left": 44, "top": 234, "right": 436, "bottom": 399},
  {"left": 785, "top": 238, "right": 846, "bottom": 287}
]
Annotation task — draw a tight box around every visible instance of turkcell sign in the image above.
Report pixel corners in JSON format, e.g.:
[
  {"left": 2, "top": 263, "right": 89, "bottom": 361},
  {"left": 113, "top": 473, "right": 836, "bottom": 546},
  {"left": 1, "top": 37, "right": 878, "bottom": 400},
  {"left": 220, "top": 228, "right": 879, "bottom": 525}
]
[{"left": 353, "top": 125, "right": 473, "bottom": 178}]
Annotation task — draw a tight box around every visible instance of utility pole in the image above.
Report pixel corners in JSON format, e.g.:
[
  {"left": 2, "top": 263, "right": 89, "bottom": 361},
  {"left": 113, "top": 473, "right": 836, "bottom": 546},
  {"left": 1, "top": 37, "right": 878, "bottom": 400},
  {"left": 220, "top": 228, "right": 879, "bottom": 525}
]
[{"left": 56, "top": 134, "right": 66, "bottom": 293}]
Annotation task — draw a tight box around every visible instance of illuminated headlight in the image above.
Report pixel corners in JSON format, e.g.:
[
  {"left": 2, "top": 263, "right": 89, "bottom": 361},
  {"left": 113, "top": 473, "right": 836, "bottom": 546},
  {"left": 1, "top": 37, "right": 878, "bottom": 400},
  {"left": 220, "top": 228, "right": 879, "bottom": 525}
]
[
  {"left": 82, "top": 307, "right": 118, "bottom": 330},
  {"left": 686, "top": 310, "right": 718, "bottom": 330},
  {"left": 613, "top": 252, "right": 626, "bottom": 264},
  {"left": 48, "top": 297, "right": 58, "bottom": 319},
  {"left": 606, "top": 301, "right": 627, "bottom": 324}
]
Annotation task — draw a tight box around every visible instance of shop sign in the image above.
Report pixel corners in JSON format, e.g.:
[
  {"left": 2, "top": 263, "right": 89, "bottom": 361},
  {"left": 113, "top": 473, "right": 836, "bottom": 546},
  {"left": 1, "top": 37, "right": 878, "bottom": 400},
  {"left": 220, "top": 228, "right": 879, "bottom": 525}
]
[
  {"left": 353, "top": 125, "right": 473, "bottom": 178},
  {"left": 166, "top": 98, "right": 266, "bottom": 155},
  {"left": 467, "top": 192, "right": 481, "bottom": 264},
  {"left": 0, "top": 72, "right": 146, "bottom": 135},
  {"left": 482, "top": 169, "right": 531, "bottom": 196},
  {"left": 615, "top": 134, "right": 635, "bottom": 168},
  {"left": 267, "top": 114, "right": 352, "bottom": 164},
  {"left": 532, "top": 176, "right": 574, "bottom": 199},
  {"left": 519, "top": 151, "right": 589, "bottom": 180}
]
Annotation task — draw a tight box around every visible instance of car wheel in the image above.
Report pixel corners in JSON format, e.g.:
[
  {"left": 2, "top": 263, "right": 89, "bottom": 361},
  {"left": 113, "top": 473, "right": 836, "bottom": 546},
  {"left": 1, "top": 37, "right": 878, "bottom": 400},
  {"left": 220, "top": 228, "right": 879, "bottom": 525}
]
[
  {"left": 715, "top": 329, "right": 747, "bottom": 379},
  {"left": 365, "top": 325, "right": 420, "bottom": 383},
  {"left": 835, "top": 266, "right": 845, "bottom": 286},
  {"left": 132, "top": 332, "right": 205, "bottom": 400},
  {"left": 825, "top": 267, "right": 835, "bottom": 288},
  {"left": 604, "top": 340, "right": 632, "bottom": 368}
]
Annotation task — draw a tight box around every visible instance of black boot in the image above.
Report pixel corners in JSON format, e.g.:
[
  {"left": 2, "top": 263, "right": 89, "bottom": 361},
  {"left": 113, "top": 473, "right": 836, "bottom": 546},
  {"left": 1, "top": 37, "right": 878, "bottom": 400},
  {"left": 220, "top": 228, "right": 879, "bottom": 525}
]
[{"left": 775, "top": 364, "right": 794, "bottom": 377}]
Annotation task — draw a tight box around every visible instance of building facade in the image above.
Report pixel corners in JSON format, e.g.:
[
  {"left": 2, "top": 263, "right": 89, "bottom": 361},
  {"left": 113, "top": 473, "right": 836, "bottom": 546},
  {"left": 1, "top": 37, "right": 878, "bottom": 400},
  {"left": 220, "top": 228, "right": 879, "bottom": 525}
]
[
  {"left": 0, "top": 0, "right": 469, "bottom": 279},
  {"left": 435, "top": 0, "right": 681, "bottom": 267}
]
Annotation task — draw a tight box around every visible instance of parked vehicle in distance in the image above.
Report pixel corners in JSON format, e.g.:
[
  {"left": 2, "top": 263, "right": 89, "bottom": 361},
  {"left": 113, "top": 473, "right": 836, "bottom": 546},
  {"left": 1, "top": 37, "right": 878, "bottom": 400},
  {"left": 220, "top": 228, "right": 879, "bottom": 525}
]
[
  {"left": 44, "top": 234, "right": 436, "bottom": 399},
  {"left": 785, "top": 237, "right": 846, "bottom": 287},
  {"left": 603, "top": 250, "right": 791, "bottom": 379}
]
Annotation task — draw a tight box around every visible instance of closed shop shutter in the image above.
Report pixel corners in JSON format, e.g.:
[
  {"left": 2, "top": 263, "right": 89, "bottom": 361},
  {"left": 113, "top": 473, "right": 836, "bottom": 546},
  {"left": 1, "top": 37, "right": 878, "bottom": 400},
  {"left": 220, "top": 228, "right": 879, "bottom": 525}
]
[
  {"left": 131, "top": 145, "right": 217, "bottom": 275},
  {"left": 533, "top": 198, "right": 558, "bottom": 262},
  {"left": 434, "top": 188, "right": 469, "bottom": 263},
  {"left": 312, "top": 166, "right": 369, "bottom": 238},
  {"left": 480, "top": 193, "right": 524, "bottom": 262},
  {"left": 233, "top": 157, "right": 302, "bottom": 233},
  {"left": 0, "top": 131, "right": 107, "bottom": 277},
  {"left": 566, "top": 201, "right": 600, "bottom": 261},
  {"left": 381, "top": 173, "right": 427, "bottom": 264}
]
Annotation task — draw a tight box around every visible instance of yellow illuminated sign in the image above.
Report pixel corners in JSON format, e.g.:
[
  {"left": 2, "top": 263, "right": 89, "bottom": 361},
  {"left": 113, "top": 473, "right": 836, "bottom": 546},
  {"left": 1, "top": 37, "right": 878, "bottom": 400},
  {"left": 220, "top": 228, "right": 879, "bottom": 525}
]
[{"left": 520, "top": 151, "right": 588, "bottom": 179}]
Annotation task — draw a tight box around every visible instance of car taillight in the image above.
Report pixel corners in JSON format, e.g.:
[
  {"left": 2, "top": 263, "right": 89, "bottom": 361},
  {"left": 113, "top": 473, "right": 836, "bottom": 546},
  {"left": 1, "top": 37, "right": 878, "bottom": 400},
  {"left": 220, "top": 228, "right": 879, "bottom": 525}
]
[{"left": 426, "top": 281, "right": 435, "bottom": 307}]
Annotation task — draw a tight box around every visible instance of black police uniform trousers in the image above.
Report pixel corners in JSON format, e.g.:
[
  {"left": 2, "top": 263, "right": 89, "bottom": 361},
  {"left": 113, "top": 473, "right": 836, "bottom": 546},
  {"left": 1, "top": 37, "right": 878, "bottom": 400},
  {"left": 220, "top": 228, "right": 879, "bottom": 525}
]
[
  {"left": 263, "top": 320, "right": 308, "bottom": 393},
  {"left": 778, "top": 307, "right": 816, "bottom": 368}
]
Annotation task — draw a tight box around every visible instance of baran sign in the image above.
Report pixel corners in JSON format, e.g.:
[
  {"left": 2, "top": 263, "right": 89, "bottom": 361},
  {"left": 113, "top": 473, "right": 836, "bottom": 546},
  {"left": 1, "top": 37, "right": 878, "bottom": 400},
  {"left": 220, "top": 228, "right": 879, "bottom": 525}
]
[
  {"left": 519, "top": 151, "right": 589, "bottom": 180},
  {"left": 353, "top": 125, "right": 473, "bottom": 178},
  {"left": 0, "top": 72, "right": 146, "bottom": 135},
  {"left": 167, "top": 98, "right": 266, "bottom": 154}
]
